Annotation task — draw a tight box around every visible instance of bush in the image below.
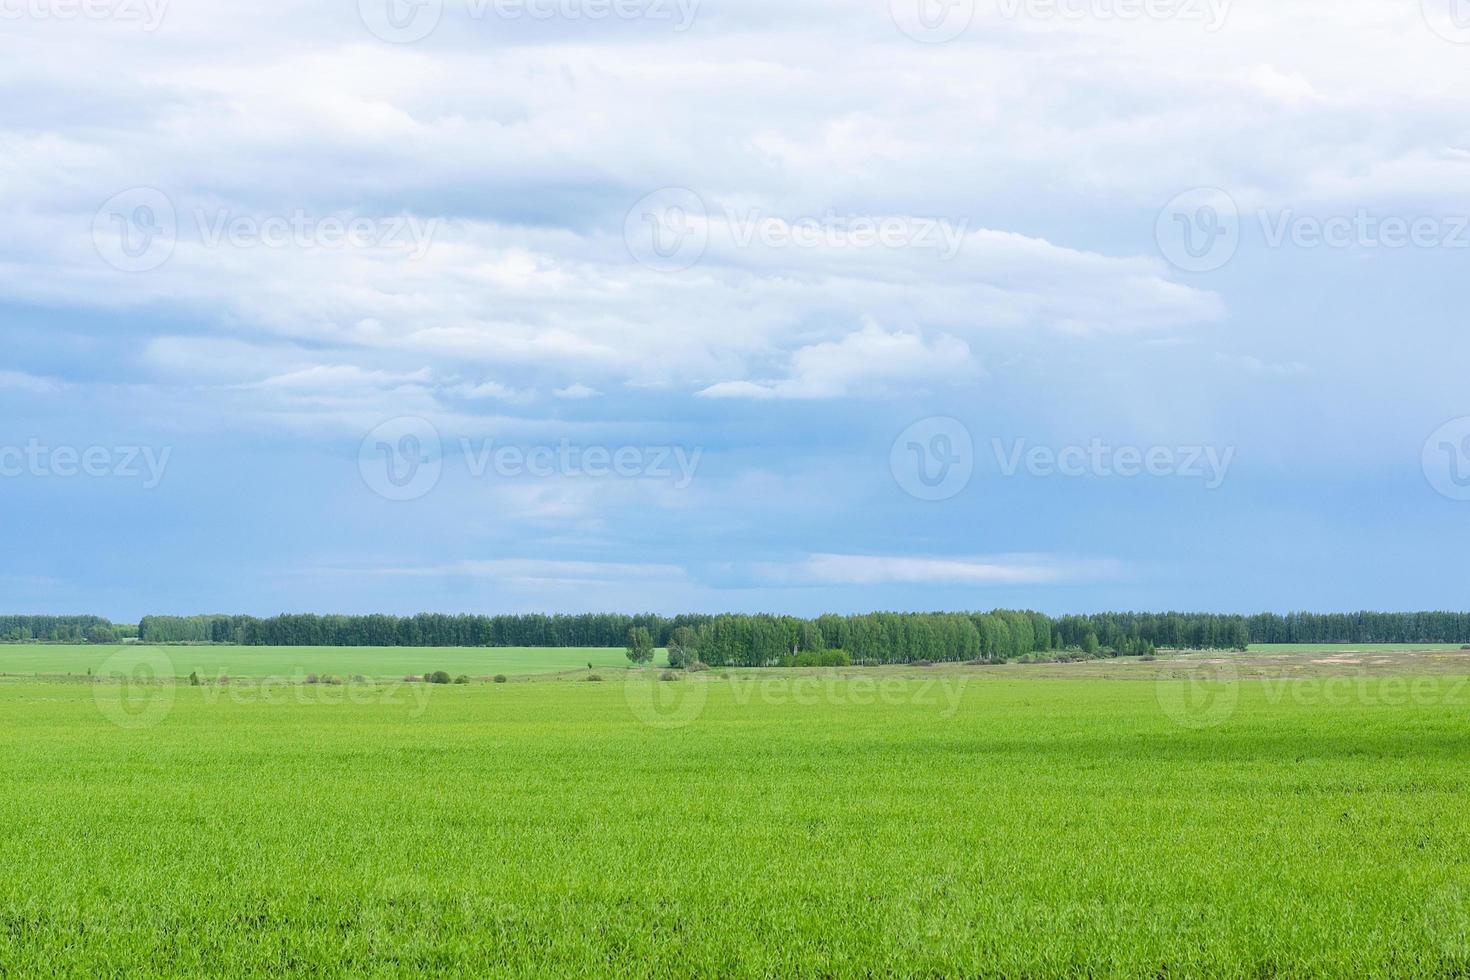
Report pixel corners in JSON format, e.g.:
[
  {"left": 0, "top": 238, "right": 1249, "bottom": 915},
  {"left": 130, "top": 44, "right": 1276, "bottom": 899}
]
[
  {"left": 454, "top": 675, "right": 470, "bottom": 684},
  {"left": 320, "top": 675, "right": 343, "bottom": 685},
  {"left": 686, "top": 661, "right": 710, "bottom": 673},
  {"left": 188, "top": 671, "right": 201, "bottom": 686},
  {"left": 913, "top": 659, "right": 934, "bottom": 668},
  {"left": 305, "top": 674, "right": 319, "bottom": 685},
  {"left": 586, "top": 674, "right": 603, "bottom": 682},
  {"left": 425, "top": 670, "right": 452, "bottom": 685},
  {"left": 660, "top": 670, "right": 679, "bottom": 681},
  {"left": 351, "top": 674, "right": 367, "bottom": 684},
  {"left": 404, "top": 675, "right": 422, "bottom": 683},
  {"left": 493, "top": 674, "right": 508, "bottom": 684}
]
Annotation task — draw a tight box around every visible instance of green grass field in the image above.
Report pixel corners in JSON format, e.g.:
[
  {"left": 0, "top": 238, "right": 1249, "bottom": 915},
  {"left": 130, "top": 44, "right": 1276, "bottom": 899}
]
[
  {"left": 4, "top": 658, "right": 1470, "bottom": 975},
  {"left": 0, "top": 644, "right": 654, "bottom": 679}
]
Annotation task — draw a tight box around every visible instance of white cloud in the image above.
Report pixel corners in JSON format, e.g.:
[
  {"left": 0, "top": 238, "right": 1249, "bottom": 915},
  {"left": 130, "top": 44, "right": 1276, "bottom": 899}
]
[
  {"left": 554, "top": 383, "right": 602, "bottom": 400},
  {"left": 0, "top": 371, "right": 64, "bottom": 394},
  {"left": 699, "top": 322, "right": 977, "bottom": 400},
  {"left": 759, "top": 553, "right": 1124, "bottom": 586}
]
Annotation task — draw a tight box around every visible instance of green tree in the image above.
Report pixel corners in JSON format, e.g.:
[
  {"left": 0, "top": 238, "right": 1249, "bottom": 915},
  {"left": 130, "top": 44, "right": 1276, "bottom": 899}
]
[
  {"left": 667, "top": 626, "right": 698, "bottom": 668},
  {"left": 626, "top": 627, "right": 654, "bottom": 665}
]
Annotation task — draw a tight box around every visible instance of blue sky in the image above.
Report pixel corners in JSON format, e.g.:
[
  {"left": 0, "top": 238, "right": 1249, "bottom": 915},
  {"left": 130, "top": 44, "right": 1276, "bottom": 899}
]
[{"left": 3, "top": 0, "right": 1470, "bottom": 621}]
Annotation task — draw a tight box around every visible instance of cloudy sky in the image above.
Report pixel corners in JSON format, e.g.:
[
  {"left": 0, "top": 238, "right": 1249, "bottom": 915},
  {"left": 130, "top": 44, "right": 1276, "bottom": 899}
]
[{"left": 3, "top": 0, "right": 1469, "bottom": 620}]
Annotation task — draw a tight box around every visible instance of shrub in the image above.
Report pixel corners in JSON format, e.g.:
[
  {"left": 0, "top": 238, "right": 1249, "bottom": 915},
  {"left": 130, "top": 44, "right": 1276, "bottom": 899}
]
[
  {"left": 304, "top": 674, "right": 319, "bottom": 685},
  {"left": 351, "top": 674, "right": 367, "bottom": 684},
  {"left": 660, "top": 670, "right": 679, "bottom": 681},
  {"left": 494, "top": 674, "right": 508, "bottom": 684},
  {"left": 320, "top": 675, "right": 342, "bottom": 685},
  {"left": 686, "top": 661, "right": 710, "bottom": 673},
  {"left": 586, "top": 674, "right": 603, "bottom": 682},
  {"left": 454, "top": 675, "right": 470, "bottom": 685},
  {"left": 188, "top": 671, "right": 201, "bottom": 686},
  {"left": 404, "top": 675, "right": 422, "bottom": 683},
  {"left": 425, "top": 670, "right": 452, "bottom": 685},
  {"left": 913, "top": 660, "right": 934, "bottom": 668}
]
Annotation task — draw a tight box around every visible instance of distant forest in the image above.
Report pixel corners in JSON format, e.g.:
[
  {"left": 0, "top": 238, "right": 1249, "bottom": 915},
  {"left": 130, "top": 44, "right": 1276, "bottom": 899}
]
[{"left": 6, "top": 611, "right": 1470, "bottom": 664}]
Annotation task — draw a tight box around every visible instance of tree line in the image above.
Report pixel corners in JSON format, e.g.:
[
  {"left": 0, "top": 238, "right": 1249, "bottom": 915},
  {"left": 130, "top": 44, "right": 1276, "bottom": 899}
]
[
  {"left": 134, "top": 610, "right": 1235, "bottom": 662},
  {"left": 9, "top": 610, "right": 1469, "bottom": 660},
  {"left": 0, "top": 615, "right": 127, "bottom": 644},
  {"left": 1244, "top": 611, "right": 1470, "bottom": 644}
]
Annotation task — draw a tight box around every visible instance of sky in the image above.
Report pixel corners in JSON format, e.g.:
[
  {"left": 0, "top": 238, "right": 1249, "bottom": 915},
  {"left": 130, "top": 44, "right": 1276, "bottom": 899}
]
[{"left": 3, "top": 0, "right": 1470, "bottom": 622}]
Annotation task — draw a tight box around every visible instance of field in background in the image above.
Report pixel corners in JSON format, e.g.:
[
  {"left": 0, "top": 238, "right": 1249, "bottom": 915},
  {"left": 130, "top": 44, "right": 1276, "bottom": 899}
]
[
  {"left": 3, "top": 651, "right": 1470, "bottom": 974},
  {"left": 0, "top": 644, "right": 658, "bottom": 679}
]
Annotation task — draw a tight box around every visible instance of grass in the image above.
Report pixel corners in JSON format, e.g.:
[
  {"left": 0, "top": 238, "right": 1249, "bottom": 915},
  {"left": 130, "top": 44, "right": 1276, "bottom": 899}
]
[
  {"left": 3, "top": 660, "right": 1470, "bottom": 975},
  {"left": 0, "top": 644, "right": 655, "bottom": 679}
]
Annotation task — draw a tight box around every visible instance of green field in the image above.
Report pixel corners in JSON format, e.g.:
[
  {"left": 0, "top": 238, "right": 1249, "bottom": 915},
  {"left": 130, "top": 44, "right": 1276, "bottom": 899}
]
[
  {"left": 0, "top": 645, "right": 654, "bottom": 679},
  {"left": 4, "top": 656, "right": 1470, "bottom": 975}
]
